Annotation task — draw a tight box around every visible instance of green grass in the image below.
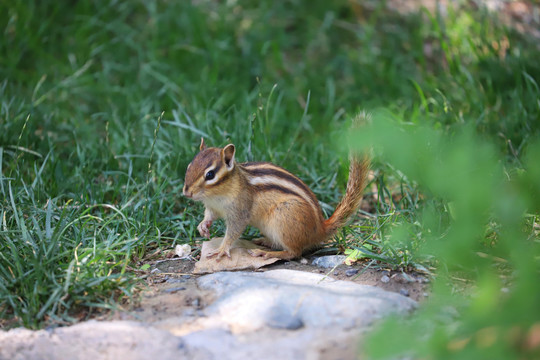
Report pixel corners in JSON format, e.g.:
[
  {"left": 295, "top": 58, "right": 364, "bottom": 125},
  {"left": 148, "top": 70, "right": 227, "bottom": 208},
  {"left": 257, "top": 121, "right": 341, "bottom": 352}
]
[{"left": 1, "top": 0, "right": 539, "bottom": 357}]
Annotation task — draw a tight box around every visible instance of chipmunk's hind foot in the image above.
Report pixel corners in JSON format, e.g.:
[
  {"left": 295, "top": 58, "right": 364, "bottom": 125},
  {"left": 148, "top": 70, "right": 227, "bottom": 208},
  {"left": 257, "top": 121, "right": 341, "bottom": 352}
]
[{"left": 247, "top": 248, "right": 298, "bottom": 260}]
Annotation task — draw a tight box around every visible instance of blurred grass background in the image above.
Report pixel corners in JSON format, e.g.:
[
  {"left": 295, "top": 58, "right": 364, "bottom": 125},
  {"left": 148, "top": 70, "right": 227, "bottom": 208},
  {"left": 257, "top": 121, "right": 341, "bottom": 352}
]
[{"left": 1, "top": 0, "right": 539, "bottom": 357}]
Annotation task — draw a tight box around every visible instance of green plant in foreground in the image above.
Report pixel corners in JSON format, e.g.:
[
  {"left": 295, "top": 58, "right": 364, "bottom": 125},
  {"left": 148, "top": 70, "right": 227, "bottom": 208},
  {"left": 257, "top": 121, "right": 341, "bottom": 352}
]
[{"left": 356, "top": 113, "right": 540, "bottom": 359}]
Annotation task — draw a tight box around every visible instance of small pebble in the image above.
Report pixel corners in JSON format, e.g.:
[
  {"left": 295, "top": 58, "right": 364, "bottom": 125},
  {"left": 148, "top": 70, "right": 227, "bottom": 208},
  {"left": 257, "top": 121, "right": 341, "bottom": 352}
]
[
  {"left": 312, "top": 255, "right": 347, "bottom": 269},
  {"left": 174, "top": 244, "right": 192, "bottom": 258},
  {"left": 300, "top": 258, "right": 308, "bottom": 265},
  {"left": 399, "top": 288, "right": 410, "bottom": 297},
  {"left": 182, "top": 275, "right": 192, "bottom": 280},
  {"left": 345, "top": 269, "right": 359, "bottom": 277},
  {"left": 380, "top": 275, "right": 390, "bottom": 283},
  {"left": 394, "top": 273, "right": 415, "bottom": 283},
  {"left": 163, "top": 286, "right": 186, "bottom": 294},
  {"left": 166, "top": 278, "right": 185, "bottom": 284}
]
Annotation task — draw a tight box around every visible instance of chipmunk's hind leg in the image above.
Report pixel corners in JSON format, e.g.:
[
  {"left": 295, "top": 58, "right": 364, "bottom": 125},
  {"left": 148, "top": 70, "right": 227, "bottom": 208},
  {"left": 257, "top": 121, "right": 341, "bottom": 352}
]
[
  {"left": 252, "top": 237, "right": 274, "bottom": 248},
  {"left": 248, "top": 199, "right": 319, "bottom": 260}
]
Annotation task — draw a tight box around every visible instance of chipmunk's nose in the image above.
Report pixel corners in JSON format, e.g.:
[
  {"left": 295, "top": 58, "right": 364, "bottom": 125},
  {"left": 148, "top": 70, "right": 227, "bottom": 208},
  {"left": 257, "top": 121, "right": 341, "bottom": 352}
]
[{"left": 183, "top": 184, "right": 192, "bottom": 198}]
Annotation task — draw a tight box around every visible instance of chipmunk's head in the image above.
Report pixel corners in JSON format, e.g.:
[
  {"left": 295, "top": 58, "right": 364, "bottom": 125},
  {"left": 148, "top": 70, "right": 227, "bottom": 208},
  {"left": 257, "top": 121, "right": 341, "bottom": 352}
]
[{"left": 183, "top": 138, "right": 236, "bottom": 201}]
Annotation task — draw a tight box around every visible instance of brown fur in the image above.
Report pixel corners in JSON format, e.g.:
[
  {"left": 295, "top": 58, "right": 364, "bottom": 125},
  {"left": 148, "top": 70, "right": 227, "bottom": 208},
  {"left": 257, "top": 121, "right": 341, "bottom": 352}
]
[
  {"left": 323, "top": 153, "right": 370, "bottom": 237},
  {"left": 183, "top": 134, "right": 370, "bottom": 261}
]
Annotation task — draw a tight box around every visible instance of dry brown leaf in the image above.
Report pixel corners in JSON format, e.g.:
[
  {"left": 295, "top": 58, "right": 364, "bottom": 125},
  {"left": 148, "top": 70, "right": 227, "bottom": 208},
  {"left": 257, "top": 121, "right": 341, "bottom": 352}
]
[{"left": 193, "top": 238, "right": 280, "bottom": 274}]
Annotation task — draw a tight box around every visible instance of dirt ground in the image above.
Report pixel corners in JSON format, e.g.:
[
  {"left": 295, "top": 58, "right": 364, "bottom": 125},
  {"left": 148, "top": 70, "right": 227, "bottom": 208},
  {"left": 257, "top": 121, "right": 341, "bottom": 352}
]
[
  {"left": 0, "top": 258, "right": 421, "bottom": 360},
  {"left": 109, "top": 256, "right": 430, "bottom": 323}
]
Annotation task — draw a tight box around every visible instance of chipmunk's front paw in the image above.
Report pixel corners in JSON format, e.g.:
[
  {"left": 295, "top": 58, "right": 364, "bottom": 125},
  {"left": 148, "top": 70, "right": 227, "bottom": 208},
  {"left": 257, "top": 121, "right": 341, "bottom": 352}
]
[
  {"left": 207, "top": 247, "right": 231, "bottom": 261},
  {"left": 197, "top": 220, "right": 212, "bottom": 238}
]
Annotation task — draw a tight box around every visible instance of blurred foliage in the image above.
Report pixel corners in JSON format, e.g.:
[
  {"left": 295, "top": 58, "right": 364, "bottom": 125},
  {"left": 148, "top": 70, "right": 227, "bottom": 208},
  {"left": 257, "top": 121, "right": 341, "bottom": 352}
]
[{"left": 355, "top": 113, "right": 540, "bottom": 359}]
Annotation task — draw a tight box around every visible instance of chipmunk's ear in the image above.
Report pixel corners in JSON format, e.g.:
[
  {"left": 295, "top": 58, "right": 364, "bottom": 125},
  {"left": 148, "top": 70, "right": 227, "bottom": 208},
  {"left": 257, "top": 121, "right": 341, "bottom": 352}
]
[
  {"left": 199, "top": 137, "right": 207, "bottom": 151},
  {"left": 222, "top": 144, "right": 236, "bottom": 170}
]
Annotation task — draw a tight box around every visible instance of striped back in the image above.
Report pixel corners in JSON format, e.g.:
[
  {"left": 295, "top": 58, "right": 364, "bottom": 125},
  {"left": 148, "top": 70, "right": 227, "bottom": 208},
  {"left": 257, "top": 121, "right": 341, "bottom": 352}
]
[{"left": 241, "top": 162, "right": 323, "bottom": 220}]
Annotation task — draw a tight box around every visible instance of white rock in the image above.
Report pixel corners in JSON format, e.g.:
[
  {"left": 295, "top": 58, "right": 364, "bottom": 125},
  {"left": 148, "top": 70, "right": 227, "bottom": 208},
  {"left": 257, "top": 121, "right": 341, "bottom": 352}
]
[
  {"left": 311, "top": 255, "right": 347, "bottom": 268},
  {"left": 174, "top": 244, "right": 191, "bottom": 258},
  {"left": 197, "top": 269, "right": 417, "bottom": 332},
  {"left": 1, "top": 270, "right": 417, "bottom": 360}
]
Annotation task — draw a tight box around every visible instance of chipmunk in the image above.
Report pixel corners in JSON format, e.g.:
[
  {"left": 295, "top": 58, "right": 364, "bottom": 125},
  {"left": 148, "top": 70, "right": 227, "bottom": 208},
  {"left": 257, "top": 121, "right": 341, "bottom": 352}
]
[{"left": 183, "top": 125, "right": 370, "bottom": 261}]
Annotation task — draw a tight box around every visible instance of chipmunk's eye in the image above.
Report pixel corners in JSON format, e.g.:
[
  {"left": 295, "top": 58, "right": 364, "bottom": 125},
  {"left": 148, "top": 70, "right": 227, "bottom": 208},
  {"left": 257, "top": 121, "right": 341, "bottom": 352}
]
[{"left": 205, "top": 170, "right": 215, "bottom": 181}]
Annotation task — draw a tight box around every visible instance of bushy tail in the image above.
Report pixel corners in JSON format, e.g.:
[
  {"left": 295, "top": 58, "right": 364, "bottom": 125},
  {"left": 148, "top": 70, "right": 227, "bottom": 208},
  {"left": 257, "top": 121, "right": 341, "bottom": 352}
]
[{"left": 323, "top": 113, "right": 371, "bottom": 237}]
